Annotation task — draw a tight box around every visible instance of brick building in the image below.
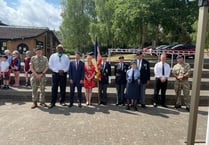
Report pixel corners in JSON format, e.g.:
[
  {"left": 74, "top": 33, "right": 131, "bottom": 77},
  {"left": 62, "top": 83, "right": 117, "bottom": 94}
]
[{"left": 0, "top": 23, "right": 60, "bottom": 58}]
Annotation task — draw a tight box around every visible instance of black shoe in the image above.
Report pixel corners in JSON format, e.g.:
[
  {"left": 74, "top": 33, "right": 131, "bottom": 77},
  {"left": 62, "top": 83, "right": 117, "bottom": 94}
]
[
  {"left": 186, "top": 107, "right": 190, "bottom": 112},
  {"left": 126, "top": 105, "right": 130, "bottom": 110},
  {"left": 141, "top": 104, "right": 146, "bottom": 108},
  {"left": 40, "top": 103, "right": 48, "bottom": 107},
  {"left": 68, "top": 103, "right": 73, "bottom": 108},
  {"left": 99, "top": 101, "right": 103, "bottom": 105},
  {"left": 134, "top": 106, "right": 138, "bottom": 111},
  {"left": 153, "top": 103, "right": 157, "bottom": 107},
  {"left": 60, "top": 102, "right": 67, "bottom": 106},
  {"left": 78, "top": 103, "right": 82, "bottom": 108},
  {"left": 115, "top": 103, "right": 121, "bottom": 106},
  {"left": 175, "top": 105, "right": 181, "bottom": 109},
  {"left": 161, "top": 104, "right": 168, "bottom": 108},
  {"left": 48, "top": 104, "right": 55, "bottom": 109}
]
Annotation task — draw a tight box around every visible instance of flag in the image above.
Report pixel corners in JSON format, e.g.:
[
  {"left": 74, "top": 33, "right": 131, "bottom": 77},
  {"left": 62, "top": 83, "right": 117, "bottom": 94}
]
[
  {"left": 94, "top": 37, "right": 98, "bottom": 60},
  {"left": 92, "top": 37, "right": 102, "bottom": 80}
]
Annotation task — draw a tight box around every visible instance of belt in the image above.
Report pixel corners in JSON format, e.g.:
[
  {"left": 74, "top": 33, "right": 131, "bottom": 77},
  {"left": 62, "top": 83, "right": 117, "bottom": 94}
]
[{"left": 53, "top": 72, "right": 67, "bottom": 74}]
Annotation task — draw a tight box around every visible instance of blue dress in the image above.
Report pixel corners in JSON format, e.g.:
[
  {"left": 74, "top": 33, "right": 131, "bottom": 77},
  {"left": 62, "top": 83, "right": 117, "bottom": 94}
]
[{"left": 125, "top": 68, "right": 140, "bottom": 99}]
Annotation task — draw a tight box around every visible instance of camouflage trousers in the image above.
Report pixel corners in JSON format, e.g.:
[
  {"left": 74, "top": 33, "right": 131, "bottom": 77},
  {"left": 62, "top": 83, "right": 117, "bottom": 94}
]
[
  {"left": 174, "top": 80, "right": 190, "bottom": 107},
  {"left": 31, "top": 75, "right": 46, "bottom": 103}
]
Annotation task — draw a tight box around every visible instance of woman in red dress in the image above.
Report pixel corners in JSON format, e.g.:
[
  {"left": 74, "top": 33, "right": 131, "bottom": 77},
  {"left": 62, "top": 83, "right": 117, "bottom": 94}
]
[{"left": 84, "top": 55, "right": 96, "bottom": 105}]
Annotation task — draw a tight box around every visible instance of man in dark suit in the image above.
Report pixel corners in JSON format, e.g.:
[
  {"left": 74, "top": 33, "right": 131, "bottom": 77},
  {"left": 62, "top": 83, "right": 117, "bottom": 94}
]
[
  {"left": 114, "top": 56, "right": 128, "bottom": 106},
  {"left": 99, "top": 54, "right": 111, "bottom": 105},
  {"left": 136, "top": 51, "right": 150, "bottom": 108},
  {"left": 69, "top": 52, "right": 84, "bottom": 108}
]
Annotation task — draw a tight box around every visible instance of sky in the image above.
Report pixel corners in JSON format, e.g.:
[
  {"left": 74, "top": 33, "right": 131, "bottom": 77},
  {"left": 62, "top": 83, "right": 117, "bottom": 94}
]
[{"left": 0, "top": 0, "right": 62, "bottom": 30}]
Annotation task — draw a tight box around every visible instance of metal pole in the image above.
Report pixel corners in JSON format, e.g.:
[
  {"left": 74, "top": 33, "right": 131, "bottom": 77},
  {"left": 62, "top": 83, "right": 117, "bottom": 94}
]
[
  {"left": 206, "top": 107, "right": 209, "bottom": 144},
  {"left": 187, "top": 6, "right": 208, "bottom": 145}
]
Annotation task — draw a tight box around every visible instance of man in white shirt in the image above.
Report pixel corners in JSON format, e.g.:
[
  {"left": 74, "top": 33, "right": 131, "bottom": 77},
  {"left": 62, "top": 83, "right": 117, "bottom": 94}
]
[
  {"left": 48, "top": 44, "right": 70, "bottom": 108},
  {"left": 153, "top": 53, "right": 171, "bottom": 108}
]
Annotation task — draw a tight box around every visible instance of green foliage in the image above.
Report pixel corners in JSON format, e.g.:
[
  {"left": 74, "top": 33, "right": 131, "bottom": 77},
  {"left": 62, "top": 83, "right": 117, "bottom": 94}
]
[{"left": 60, "top": 0, "right": 203, "bottom": 51}]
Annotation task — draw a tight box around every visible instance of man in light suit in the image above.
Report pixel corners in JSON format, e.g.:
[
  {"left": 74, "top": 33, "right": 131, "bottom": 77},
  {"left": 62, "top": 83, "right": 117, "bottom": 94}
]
[
  {"left": 69, "top": 52, "right": 84, "bottom": 108},
  {"left": 99, "top": 54, "right": 111, "bottom": 105},
  {"left": 136, "top": 51, "right": 150, "bottom": 108}
]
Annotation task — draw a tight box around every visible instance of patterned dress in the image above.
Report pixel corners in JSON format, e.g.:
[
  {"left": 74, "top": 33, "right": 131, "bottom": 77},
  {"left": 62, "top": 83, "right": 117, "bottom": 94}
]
[{"left": 84, "top": 64, "right": 96, "bottom": 89}]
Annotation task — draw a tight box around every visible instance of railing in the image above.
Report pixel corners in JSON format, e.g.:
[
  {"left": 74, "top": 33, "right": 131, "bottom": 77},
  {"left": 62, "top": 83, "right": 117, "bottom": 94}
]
[{"left": 108, "top": 48, "right": 209, "bottom": 67}]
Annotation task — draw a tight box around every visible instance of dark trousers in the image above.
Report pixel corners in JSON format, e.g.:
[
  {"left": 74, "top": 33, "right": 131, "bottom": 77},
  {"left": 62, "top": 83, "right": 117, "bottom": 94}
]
[
  {"left": 51, "top": 72, "right": 67, "bottom": 105},
  {"left": 70, "top": 83, "right": 82, "bottom": 104},
  {"left": 116, "top": 84, "right": 126, "bottom": 104},
  {"left": 99, "top": 83, "right": 108, "bottom": 103},
  {"left": 153, "top": 78, "right": 168, "bottom": 105}
]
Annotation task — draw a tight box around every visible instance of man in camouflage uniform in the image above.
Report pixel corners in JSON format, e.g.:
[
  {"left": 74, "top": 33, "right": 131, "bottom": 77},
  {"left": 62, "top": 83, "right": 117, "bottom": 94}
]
[
  {"left": 30, "top": 46, "right": 48, "bottom": 109},
  {"left": 172, "top": 55, "right": 191, "bottom": 111}
]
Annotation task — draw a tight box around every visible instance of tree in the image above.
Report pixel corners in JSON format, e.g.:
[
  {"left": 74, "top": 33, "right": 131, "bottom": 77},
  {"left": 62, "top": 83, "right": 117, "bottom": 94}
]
[{"left": 60, "top": 0, "right": 95, "bottom": 52}]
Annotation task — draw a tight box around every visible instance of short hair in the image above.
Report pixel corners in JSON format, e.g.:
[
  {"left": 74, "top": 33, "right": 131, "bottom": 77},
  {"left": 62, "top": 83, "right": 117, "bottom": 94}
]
[
  {"left": 56, "top": 44, "right": 63, "bottom": 49},
  {"left": 76, "top": 52, "right": 82, "bottom": 56},
  {"left": 4, "top": 50, "right": 11, "bottom": 54}
]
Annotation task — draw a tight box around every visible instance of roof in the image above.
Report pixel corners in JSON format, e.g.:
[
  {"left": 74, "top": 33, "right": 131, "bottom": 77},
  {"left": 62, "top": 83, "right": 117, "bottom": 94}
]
[
  {"left": 0, "top": 21, "right": 8, "bottom": 26},
  {"left": 0, "top": 25, "right": 49, "bottom": 40}
]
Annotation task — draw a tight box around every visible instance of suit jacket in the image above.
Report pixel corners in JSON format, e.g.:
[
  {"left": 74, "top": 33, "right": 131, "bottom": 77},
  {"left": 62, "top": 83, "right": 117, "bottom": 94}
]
[
  {"left": 136, "top": 59, "right": 150, "bottom": 84},
  {"left": 114, "top": 62, "right": 128, "bottom": 84},
  {"left": 100, "top": 61, "right": 111, "bottom": 84},
  {"left": 69, "top": 60, "right": 84, "bottom": 84}
]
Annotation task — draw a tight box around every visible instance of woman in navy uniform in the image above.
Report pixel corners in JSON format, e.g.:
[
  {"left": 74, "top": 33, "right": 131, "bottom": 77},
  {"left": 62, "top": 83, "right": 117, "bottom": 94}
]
[{"left": 126, "top": 60, "right": 140, "bottom": 111}]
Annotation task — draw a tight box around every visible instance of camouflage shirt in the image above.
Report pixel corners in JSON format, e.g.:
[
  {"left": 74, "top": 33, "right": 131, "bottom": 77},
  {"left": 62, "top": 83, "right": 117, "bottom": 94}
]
[
  {"left": 30, "top": 55, "right": 48, "bottom": 73},
  {"left": 172, "top": 63, "right": 191, "bottom": 76}
]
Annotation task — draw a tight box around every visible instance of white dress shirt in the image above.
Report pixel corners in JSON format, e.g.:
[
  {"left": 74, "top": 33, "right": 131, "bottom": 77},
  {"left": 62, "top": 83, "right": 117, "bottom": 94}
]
[
  {"left": 137, "top": 59, "right": 142, "bottom": 71},
  {"left": 0, "top": 61, "right": 9, "bottom": 72},
  {"left": 48, "top": 53, "right": 70, "bottom": 73},
  {"left": 154, "top": 61, "right": 171, "bottom": 78}
]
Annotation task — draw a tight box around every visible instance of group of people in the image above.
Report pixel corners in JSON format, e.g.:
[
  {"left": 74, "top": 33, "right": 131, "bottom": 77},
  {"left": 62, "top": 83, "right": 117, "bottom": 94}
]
[
  {"left": 0, "top": 49, "right": 31, "bottom": 89},
  {"left": 0, "top": 44, "right": 191, "bottom": 112}
]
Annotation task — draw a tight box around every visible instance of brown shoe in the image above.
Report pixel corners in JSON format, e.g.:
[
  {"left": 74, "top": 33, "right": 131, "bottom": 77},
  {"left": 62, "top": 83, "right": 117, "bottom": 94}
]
[
  {"left": 40, "top": 103, "right": 48, "bottom": 107},
  {"left": 31, "top": 102, "right": 37, "bottom": 109}
]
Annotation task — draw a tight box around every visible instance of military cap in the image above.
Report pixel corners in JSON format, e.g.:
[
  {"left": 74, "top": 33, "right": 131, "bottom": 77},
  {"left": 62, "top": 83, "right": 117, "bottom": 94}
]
[
  {"left": 102, "top": 54, "right": 108, "bottom": 57},
  {"left": 176, "top": 55, "right": 183, "bottom": 59},
  {"left": 87, "top": 52, "right": 94, "bottom": 56},
  {"left": 136, "top": 51, "right": 143, "bottom": 55},
  {"left": 118, "top": 56, "right": 124, "bottom": 59},
  {"left": 35, "top": 45, "right": 43, "bottom": 51},
  {"left": 130, "top": 60, "right": 137, "bottom": 64}
]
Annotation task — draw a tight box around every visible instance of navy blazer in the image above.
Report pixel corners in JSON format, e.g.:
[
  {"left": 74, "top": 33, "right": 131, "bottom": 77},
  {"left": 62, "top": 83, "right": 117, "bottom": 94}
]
[
  {"left": 69, "top": 60, "right": 84, "bottom": 84},
  {"left": 114, "top": 62, "right": 128, "bottom": 84},
  {"left": 100, "top": 62, "right": 111, "bottom": 84},
  {"left": 136, "top": 59, "right": 150, "bottom": 84}
]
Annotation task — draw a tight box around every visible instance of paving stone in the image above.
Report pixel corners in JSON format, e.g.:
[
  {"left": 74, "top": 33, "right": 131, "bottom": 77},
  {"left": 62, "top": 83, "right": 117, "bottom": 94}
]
[{"left": 0, "top": 102, "right": 207, "bottom": 145}]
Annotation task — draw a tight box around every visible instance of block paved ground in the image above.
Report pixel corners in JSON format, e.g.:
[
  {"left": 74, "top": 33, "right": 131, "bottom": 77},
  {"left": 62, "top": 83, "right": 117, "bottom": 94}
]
[{"left": 0, "top": 101, "right": 208, "bottom": 145}]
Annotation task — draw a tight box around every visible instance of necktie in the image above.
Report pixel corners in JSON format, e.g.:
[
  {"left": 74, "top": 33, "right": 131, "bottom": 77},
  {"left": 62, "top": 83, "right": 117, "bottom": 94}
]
[
  {"left": 132, "top": 70, "right": 135, "bottom": 83},
  {"left": 121, "top": 63, "right": 123, "bottom": 70},
  {"left": 138, "top": 60, "right": 141, "bottom": 71},
  {"left": 162, "top": 63, "right": 165, "bottom": 76},
  {"left": 76, "top": 60, "right": 79, "bottom": 70},
  {"left": 103, "top": 63, "right": 106, "bottom": 71}
]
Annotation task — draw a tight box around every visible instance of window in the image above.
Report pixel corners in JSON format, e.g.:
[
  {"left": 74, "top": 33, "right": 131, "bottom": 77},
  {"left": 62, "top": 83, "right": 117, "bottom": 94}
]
[{"left": 17, "top": 43, "right": 29, "bottom": 54}]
